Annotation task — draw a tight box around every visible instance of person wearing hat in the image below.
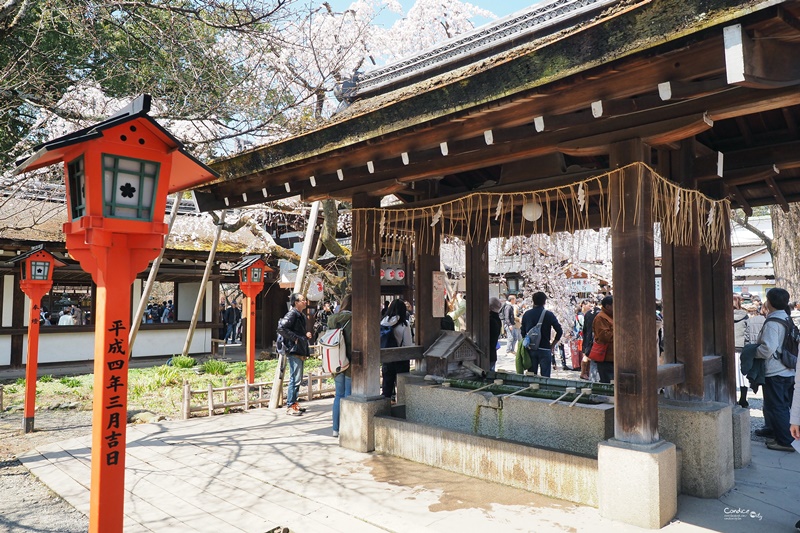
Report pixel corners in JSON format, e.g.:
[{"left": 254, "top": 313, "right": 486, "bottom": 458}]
[{"left": 489, "top": 297, "right": 503, "bottom": 371}]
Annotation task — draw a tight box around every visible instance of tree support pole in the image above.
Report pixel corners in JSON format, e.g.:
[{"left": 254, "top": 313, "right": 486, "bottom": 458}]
[
  {"left": 181, "top": 210, "right": 225, "bottom": 358},
  {"left": 129, "top": 194, "right": 181, "bottom": 354}
]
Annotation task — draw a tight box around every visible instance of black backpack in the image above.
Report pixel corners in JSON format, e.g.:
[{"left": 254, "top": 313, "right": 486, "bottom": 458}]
[{"left": 765, "top": 316, "right": 799, "bottom": 370}]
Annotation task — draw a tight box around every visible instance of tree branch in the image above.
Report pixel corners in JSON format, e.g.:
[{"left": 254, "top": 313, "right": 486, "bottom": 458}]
[{"left": 732, "top": 210, "right": 773, "bottom": 258}]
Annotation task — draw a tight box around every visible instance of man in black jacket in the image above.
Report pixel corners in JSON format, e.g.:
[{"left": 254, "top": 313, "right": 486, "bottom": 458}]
[{"left": 277, "top": 293, "right": 312, "bottom": 416}]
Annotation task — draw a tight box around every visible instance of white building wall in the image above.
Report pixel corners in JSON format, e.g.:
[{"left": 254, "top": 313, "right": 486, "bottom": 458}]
[{"left": 2, "top": 275, "right": 13, "bottom": 328}]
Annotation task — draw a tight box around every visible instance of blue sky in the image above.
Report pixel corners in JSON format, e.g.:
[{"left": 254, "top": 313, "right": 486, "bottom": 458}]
[{"left": 325, "top": 0, "right": 544, "bottom": 28}]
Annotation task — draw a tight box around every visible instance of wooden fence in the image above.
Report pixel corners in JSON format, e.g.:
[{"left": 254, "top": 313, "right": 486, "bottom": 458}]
[{"left": 181, "top": 371, "right": 335, "bottom": 420}]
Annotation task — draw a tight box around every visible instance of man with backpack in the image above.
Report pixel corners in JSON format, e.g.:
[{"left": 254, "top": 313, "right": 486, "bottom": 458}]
[
  {"left": 755, "top": 288, "right": 797, "bottom": 452},
  {"left": 520, "top": 292, "right": 563, "bottom": 377}
]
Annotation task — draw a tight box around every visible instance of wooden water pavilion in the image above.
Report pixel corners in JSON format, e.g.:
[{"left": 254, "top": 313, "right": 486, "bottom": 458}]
[{"left": 192, "top": 0, "right": 800, "bottom": 526}]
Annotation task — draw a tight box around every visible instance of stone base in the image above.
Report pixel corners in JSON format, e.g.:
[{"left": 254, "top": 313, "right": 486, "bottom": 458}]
[
  {"left": 731, "top": 405, "right": 751, "bottom": 469},
  {"left": 598, "top": 439, "right": 677, "bottom": 529},
  {"left": 340, "top": 396, "right": 390, "bottom": 452},
  {"left": 658, "top": 399, "right": 734, "bottom": 497},
  {"left": 375, "top": 416, "right": 599, "bottom": 506},
  {"left": 404, "top": 382, "right": 613, "bottom": 457},
  {"left": 395, "top": 372, "right": 426, "bottom": 406}
]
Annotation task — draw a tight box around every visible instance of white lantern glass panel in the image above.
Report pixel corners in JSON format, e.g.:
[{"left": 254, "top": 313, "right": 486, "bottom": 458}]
[
  {"left": 251, "top": 268, "right": 262, "bottom": 283},
  {"left": 67, "top": 156, "right": 87, "bottom": 220},
  {"left": 30, "top": 261, "right": 50, "bottom": 281},
  {"left": 102, "top": 154, "right": 160, "bottom": 221},
  {"left": 239, "top": 270, "right": 246, "bottom": 283}
]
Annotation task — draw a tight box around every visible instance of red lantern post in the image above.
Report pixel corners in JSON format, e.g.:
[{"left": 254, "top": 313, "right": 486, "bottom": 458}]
[
  {"left": 8, "top": 246, "right": 65, "bottom": 433},
  {"left": 13, "top": 96, "right": 216, "bottom": 533},
  {"left": 231, "top": 256, "right": 270, "bottom": 383}
]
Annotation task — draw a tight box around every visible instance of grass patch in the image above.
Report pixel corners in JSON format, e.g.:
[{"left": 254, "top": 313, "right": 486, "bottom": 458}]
[
  {"left": 170, "top": 355, "right": 196, "bottom": 369},
  {"left": 59, "top": 377, "right": 82, "bottom": 388},
  {"left": 15, "top": 378, "right": 24, "bottom": 386},
  {"left": 202, "top": 359, "right": 228, "bottom": 376},
  {"left": 0, "top": 356, "right": 327, "bottom": 420}
]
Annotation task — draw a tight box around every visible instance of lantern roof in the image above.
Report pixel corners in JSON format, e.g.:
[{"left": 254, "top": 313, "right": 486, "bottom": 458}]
[
  {"left": 13, "top": 95, "right": 217, "bottom": 193},
  {"left": 230, "top": 255, "right": 273, "bottom": 272},
  {"left": 5, "top": 244, "right": 67, "bottom": 268}
]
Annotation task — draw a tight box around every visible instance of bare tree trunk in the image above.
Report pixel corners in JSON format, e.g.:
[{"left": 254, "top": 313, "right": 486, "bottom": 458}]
[{"left": 772, "top": 205, "right": 800, "bottom": 299}]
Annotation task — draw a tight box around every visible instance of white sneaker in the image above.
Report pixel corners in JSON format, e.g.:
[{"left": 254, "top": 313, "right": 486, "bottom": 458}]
[{"left": 332, "top": 431, "right": 339, "bottom": 437}]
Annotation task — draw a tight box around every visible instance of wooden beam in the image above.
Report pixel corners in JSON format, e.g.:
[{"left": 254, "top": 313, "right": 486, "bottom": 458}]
[
  {"left": 724, "top": 23, "right": 800, "bottom": 88},
  {"left": 657, "top": 77, "right": 728, "bottom": 101},
  {"left": 726, "top": 184, "right": 753, "bottom": 215},
  {"left": 201, "top": 84, "right": 800, "bottom": 211},
  {"left": 766, "top": 172, "right": 790, "bottom": 213},
  {"left": 657, "top": 364, "right": 685, "bottom": 389},
  {"left": 380, "top": 346, "right": 425, "bottom": 364}
]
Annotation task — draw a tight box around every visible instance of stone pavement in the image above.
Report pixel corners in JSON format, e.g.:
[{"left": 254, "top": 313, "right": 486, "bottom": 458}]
[{"left": 18, "top": 395, "right": 800, "bottom": 533}]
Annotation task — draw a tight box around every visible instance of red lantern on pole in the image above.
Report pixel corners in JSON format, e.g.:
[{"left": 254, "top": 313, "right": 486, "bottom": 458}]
[
  {"left": 7, "top": 245, "right": 65, "bottom": 433},
  {"left": 13, "top": 95, "right": 216, "bottom": 533},
  {"left": 231, "top": 255, "right": 271, "bottom": 384}
]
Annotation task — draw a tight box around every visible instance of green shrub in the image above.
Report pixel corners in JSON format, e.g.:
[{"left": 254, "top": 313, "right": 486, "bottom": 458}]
[
  {"left": 6, "top": 386, "right": 17, "bottom": 394},
  {"left": 39, "top": 375, "right": 54, "bottom": 383},
  {"left": 59, "top": 377, "right": 82, "bottom": 388},
  {"left": 15, "top": 377, "right": 25, "bottom": 386},
  {"left": 170, "top": 355, "right": 196, "bottom": 369},
  {"left": 202, "top": 359, "right": 228, "bottom": 376}
]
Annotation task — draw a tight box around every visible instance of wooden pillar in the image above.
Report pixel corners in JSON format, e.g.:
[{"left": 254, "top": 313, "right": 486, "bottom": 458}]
[
  {"left": 415, "top": 222, "right": 441, "bottom": 351},
  {"left": 657, "top": 151, "right": 676, "bottom": 365},
  {"left": 466, "top": 237, "right": 490, "bottom": 369},
  {"left": 610, "top": 139, "right": 658, "bottom": 444},
  {"left": 670, "top": 142, "right": 704, "bottom": 400},
  {"left": 351, "top": 194, "right": 382, "bottom": 398},
  {"left": 709, "top": 206, "right": 736, "bottom": 403}
]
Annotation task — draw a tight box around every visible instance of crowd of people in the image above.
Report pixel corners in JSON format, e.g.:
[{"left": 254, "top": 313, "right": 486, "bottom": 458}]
[
  {"left": 39, "top": 304, "right": 88, "bottom": 326},
  {"left": 144, "top": 300, "right": 175, "bottom": 324}
]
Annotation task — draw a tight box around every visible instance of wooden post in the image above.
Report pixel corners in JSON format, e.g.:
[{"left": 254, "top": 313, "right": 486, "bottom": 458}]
[
  {"left": 710, "top": 213, "right": 736, "bottom": 403},
  {"left": 466, "top": 237, "right": 490, "bottom": 370},
  {"left": 23, "top": 292, "right": 44, "bottom": 433},
  {"left": 207, "top": 381, "right": 214, "bottom": 416},
  {"left": 182, "top": 210, "right": 225, "bottom": 357},
  {"left": 415, "top": 221, "right": 441, "bottom": 352},
  {"left": 245, "top": 295, "right": 256, "bottom": 383},
  {"left": 182, "top": 380, "right": 190, "bottom": 420},
  {"left": 244, "top": 380, "right": 250, "bottom": 411},
  {"left": 351, "top": 194, "right": 382, "bottom": 398},
  {"left": 129, "top": 193, "right": 181, "bottom": 354},
  {"left": 610, "top": 139, "right": 659, "bottom": 444},
  {"left": 670, "top": 142, "right": 704, "bottom": 400}
]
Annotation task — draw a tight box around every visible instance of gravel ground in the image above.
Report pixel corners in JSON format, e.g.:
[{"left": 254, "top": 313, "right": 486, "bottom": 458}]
[{"left": 0, "top": 410, "right": 91, "bottom": 532}]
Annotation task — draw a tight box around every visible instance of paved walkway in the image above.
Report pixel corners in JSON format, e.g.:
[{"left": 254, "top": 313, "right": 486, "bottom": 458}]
[{"left": 18, "top": 395, "right": 800, "bottom": 533}]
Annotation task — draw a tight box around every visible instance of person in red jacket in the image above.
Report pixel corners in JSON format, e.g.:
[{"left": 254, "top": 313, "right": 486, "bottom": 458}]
[{"left": 592, "top": 296, "right": 614, "bottom": 384}]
